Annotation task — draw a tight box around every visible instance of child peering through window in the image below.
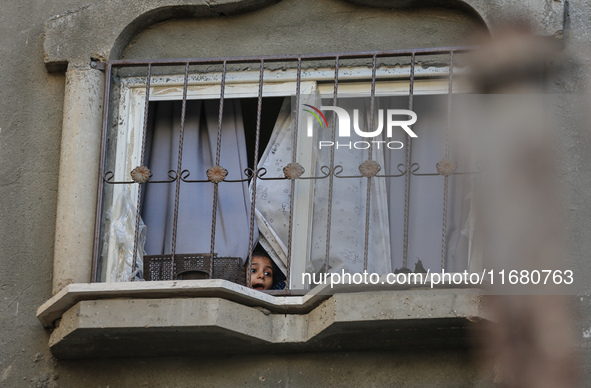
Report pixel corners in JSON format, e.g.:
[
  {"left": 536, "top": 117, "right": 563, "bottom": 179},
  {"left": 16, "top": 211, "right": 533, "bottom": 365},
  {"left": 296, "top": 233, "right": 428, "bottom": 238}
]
[{"left": 249, "top": 246, "right": 286, "bottom": 291}]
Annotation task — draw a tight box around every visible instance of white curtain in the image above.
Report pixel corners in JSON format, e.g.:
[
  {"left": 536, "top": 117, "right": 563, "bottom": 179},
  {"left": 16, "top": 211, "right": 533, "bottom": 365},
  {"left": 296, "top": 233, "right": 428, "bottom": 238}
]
[
  {"left": 381, "top": 94, "right": 471, "bottom": 272},
  {"left": 308, "top": 97, "right": 393, "bottom": 274},
  {"left": 255, "top": 94, "right": 471, "bottom": 276},
  {"left": 255, "top": 97, "right": 393, "bottom": 275},
  {"left": 251, "top": 99, "right": 294, "bottom": 275}
]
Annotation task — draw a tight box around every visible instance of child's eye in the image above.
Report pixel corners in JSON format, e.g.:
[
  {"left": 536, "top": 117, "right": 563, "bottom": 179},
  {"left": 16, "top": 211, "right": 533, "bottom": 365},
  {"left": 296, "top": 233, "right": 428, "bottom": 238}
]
[
  {"left": 264, "top": 271, "right": 272, "bottom": 277},
  {"left": 250, "top": 268, "right": 257, "bottom": 273}
]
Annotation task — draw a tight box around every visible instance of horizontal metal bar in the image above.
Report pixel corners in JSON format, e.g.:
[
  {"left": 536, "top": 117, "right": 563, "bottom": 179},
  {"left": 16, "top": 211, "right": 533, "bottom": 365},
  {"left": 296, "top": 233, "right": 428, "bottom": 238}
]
[
  {"left": 91, "top": 60, "right": 106, "bottom": 71},
  {"left": 106, "top": 46, "right": 475, "bottom": 67}
]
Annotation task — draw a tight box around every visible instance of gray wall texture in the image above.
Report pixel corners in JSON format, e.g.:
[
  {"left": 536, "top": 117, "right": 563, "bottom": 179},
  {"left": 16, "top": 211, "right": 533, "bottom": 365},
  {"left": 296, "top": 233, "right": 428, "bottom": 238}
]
[{"left": 1, "top": 0, "right": 590, "bottom": 386}]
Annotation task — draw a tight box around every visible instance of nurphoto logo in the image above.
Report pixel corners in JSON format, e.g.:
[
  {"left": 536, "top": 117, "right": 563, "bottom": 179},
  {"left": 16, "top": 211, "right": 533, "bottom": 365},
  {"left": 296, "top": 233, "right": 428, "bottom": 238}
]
[{"left": 303, "top": 104, "right": 418, "bottom": 150}]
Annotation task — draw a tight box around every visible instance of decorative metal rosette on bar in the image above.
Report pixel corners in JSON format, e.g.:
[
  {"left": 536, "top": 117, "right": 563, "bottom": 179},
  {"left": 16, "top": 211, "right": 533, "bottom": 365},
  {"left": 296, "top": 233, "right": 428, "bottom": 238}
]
[
  {"left": 130, "top": 166, "right": 152, "bottom": 183},
  {"left": 207, "top": 165, "right": 228, "bottom": 183}
]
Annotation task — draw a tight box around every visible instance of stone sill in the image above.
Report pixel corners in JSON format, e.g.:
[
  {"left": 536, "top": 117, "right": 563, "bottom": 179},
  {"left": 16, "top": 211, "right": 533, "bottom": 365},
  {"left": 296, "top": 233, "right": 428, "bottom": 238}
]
[
  {"left": 37, "top": 279, "right": 330, "bottom": 328},
  {"left": 38, "top": 281, "right": 487, "bottom": 359}
]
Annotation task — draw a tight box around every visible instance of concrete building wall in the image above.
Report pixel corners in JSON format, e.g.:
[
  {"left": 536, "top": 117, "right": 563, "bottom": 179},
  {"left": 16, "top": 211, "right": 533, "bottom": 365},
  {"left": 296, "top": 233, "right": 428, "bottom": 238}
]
[
  {"left": 1, "top": 0, "right": 589, "bottom": 387},
  {"left": 54, "top": 351, "right": 487, "bottom": 387},
  {"left": 559, "top": 0, "right": 591, "bottom": 384},
  {"left": 0, "top": 0, "right": 102, "bottom": 386}
]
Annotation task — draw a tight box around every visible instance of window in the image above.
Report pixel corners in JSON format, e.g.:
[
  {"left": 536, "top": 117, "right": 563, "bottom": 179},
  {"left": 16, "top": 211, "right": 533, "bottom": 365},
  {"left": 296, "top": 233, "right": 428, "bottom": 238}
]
[{"left": 94, "top": 49, "right": 476, "bottom": 289}]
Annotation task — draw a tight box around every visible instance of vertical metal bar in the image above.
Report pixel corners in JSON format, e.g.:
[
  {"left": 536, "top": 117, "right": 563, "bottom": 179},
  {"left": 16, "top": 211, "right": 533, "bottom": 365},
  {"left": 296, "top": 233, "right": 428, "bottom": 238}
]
[
  {"left": 324, "top": 56, "right": 339, "bottom": 273},
  {"left": 169, "top": 63, "right": 191, "bottom": 279},
  {"left": 91, "top": 63, "right": 113, "bottom": 283},
  {"left": 247, "top": 60, "right": 265, "bottom": 287},
  {"left": 209, "top": 61, "right": 227, "bottom": 278},
  {"left": 441, "top": 51, "right": 454, "bottom": 270},
  {"left": 286, "top": 57, "right": 302, "bottom": 289},
  {"left": 367, "top": 55, "right": 377, "bottom": 162},
  {"left": 403, "top": 52, "right": 415, "bottom": 268},
  {"left": 129, "top": 64, "right": 152, "bottom": 281},
  {"left": 363, "top": 54, "right": 378, "bottom": 271}
]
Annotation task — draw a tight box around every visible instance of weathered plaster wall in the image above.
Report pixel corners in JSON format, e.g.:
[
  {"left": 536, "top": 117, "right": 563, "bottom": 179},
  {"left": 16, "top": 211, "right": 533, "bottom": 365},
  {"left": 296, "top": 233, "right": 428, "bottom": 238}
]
[
  {"left": 558, "top": 0, "right": 591, "bottom": 384},
  {"left": 3, "top": 0, "right": 591, "bottom": 386},
  {"left": 54, "top": 351, "right": 488, "bottom": 387},
  {"left": 0, "top": 1, "right": 105, "bottom": 386}
]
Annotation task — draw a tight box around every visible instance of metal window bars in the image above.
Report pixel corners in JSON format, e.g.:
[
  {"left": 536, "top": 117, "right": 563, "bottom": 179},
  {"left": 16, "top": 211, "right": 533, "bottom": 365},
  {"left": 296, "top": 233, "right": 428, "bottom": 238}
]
[{"left": 92, "top": 46, "right": 479, "bottom": 289}]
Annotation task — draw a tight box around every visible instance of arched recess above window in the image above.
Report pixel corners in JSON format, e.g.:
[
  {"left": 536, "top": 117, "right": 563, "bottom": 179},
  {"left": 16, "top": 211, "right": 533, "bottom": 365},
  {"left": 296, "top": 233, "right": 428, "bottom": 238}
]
[{"left": 118, "top": 2, "right": 484, "bottom": 61}]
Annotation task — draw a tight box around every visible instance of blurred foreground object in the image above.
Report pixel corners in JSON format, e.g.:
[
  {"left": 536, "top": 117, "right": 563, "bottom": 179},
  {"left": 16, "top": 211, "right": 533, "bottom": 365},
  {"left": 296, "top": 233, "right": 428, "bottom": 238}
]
[{"left": 467, "top": 30, "right": 580, "bottom": 387}]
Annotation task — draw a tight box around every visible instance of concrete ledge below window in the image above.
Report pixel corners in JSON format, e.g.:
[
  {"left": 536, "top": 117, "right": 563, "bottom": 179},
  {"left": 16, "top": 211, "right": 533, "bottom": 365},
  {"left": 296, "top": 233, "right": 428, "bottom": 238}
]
[{"left": 38, "top": 281, "right": 487, "bottom": 359}]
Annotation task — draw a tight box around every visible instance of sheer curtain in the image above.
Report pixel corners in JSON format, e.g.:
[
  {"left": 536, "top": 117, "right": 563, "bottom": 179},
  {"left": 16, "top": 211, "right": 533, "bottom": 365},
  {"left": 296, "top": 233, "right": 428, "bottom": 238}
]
[
  {"left": 255, "top": 97, "right": 393, "bottom": 276},
  {"left": 308, "top": 97, "right": 392, "bottom": 274},
  {"left": 255, "top": 94, "right": 471, "bottom": 277},
  {"left": 251, "top": 98, "right": 293, "bottom": 275},
  {"left": 381, "top": 94, "right": 471, "bottom": 272}
]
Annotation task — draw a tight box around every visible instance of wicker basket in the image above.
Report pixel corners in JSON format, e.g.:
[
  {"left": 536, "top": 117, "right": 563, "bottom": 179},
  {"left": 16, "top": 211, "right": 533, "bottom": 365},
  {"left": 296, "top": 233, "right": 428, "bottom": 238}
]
[{"left": 143, "top": 254, "right": 245, "bottom": 285}]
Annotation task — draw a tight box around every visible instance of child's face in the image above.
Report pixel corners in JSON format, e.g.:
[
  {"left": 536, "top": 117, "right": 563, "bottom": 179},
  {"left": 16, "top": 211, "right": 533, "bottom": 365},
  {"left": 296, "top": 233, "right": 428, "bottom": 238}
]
[{"left": 250, "top": 255, "right": 274, "bottom": 291}]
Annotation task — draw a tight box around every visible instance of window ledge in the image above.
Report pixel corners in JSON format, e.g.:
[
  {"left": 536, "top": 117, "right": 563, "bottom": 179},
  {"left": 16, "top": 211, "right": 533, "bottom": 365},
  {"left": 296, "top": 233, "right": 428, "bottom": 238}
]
[
  {"left": 37, "top": 280, "right": 333, "bottom": 328},
  {"left": 38, "top": 282, "right": 487, "bottom": 359}
]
